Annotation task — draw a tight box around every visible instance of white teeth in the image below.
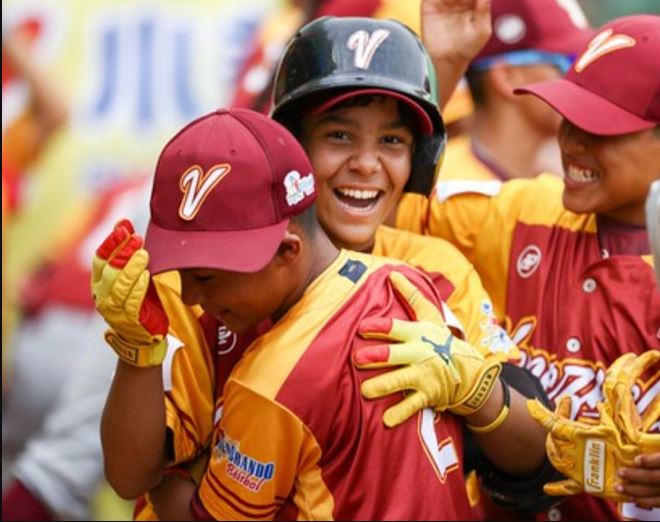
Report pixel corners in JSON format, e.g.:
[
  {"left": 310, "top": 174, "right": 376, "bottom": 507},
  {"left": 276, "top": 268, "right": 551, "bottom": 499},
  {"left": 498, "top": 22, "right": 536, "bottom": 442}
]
[
  {"left": 566, "top": 164, "right": 599, "bottom": 183},
  {"left": 336, "top": 187, "right": 379, "bottom": 199}
]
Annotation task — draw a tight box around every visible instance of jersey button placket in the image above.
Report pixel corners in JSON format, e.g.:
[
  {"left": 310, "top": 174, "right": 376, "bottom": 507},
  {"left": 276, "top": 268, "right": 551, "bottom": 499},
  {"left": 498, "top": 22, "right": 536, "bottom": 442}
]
[
  {"left": 582, "top": 277, "right": 597, "bottom": 293},
  {"left": 566, "top": 337, "right": 581, "bottom": 353},
  {"left": 569, "top": 276, "right": 596, "bottom": 354},
  {"left": 548, "top": 506, "right": 562, "bottom": 521}
]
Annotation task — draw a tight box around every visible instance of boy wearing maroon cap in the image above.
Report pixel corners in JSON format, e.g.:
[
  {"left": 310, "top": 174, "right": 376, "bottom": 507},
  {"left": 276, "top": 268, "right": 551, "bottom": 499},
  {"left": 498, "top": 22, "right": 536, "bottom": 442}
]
[
  {"left": 93, "top": 107, "right": 549, "bottom": 520},
  {"left": 387, "top": 13, "right": 660, "bottom": 521},
  {"left": 431, "top": 0, "right": 593, "bottom": 183}
]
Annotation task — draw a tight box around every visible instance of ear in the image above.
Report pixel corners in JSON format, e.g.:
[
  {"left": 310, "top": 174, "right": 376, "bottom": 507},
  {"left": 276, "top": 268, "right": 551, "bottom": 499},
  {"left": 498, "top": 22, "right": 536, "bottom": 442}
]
[
  {"left": 274, "top": 230, "right": 303, "bottom": 266},
  {"left": 485, "top": 62, "right": 519, "bottom": 102}
]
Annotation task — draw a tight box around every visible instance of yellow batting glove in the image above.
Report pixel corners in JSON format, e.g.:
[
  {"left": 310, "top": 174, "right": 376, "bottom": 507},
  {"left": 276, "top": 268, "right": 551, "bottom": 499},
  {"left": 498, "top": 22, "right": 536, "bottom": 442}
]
[
  {"left": 354, "top": 271, "right": 501, "bottom": 427},
  {"left": 602, "top": 351, "right": 660, "bottom": 454},
  {"left": 528, "top": 396, "right": 639, "bottom": 501},
  {"left": 92, "top": 220, "right": 169, "bottom": 367}
]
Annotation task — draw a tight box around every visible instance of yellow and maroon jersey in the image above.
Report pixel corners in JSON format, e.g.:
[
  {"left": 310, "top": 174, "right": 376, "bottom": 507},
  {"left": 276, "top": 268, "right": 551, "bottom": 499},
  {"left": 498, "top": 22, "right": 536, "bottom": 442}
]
[
  {"left": 153, "top": 275, "right": 214, "bottom": 464},
  {"left": 373, "top": 225, "right": 518, "bottom": 362},
  {"left": 140, "top": 227, "right": 511, "bottom": 519},
  {"left": 154, "top": 224, "right": 517, "bottom": 464},
  {"left": 192, "top": 251, "right": 474, "bottom": 521},
  {"left": 134, "top": 274, "right": 272, "bottom": 520},
  {"left": 396, "top": 135, "right": 502, "bottom": 236},
  {"left": 398, "top": 174, "right": 660, "bottom": 521},
  {"left": 152, "top": 275, "right": 270, "bottom": 466}
]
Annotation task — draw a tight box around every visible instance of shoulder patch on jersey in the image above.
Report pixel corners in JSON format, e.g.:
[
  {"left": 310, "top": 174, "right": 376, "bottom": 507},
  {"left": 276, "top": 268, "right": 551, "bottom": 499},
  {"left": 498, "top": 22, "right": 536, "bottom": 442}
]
[
  {"left": 339, "top": 259, "right": 368, "bottom": 283},
  {"left": 476, "top": 300, "right": 519, "bottom": 359},
  {"left": 435, "top": 180, "right": 502, "bottom": 202},
  {"left": 516, "top": 245, "right": 542, "bottom": 278}
]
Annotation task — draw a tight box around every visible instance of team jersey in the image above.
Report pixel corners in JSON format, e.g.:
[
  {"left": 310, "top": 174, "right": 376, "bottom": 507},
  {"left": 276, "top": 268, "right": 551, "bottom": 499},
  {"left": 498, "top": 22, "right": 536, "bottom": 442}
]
[
  {"left": 156, "top": 225, "right": 517, "bottom": 462},
  {"left": 3, "top": 176, "right": 150, "bottom": 394},
  {"left": 191, "top": 250, "right": 474, "bottom": 521},
  {"left": 397, "top": 173, "right": 660, "bottom": 521},
  {"left": 148, "top": 272, "right": 262, "bottom": 465},
  {"left": 134, "top": 226, "right": 515, "bottom": 520},
  {"left": 2, "top": 108, "right": 50, "bottom": 379},
  {"left": 133, "top": 272, "right": 263, "bottom": 521},
  {"left": 396, "top": 135, "right": 504, "bottom": 237}
]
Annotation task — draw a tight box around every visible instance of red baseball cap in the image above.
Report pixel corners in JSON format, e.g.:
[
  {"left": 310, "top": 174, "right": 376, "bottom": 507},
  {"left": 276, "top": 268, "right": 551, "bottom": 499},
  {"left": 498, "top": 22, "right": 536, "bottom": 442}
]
[
  {"left": 515, "top": 15, "right": 660, "bottom": 136},
  {"left": 310, "top": 88, "right": 434, "bottom": 135},
  {"left": 145, "top": 108, "right": 317, "bottom": 274},
  {"left": 473, "top": 0, "right": 592, "bottom": 68}
]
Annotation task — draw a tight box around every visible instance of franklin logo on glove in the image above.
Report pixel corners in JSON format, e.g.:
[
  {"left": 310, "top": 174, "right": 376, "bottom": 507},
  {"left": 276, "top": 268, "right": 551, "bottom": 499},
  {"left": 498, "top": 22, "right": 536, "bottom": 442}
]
[{"left": 584, "top": 439, "right": 605, "bottom": 494}]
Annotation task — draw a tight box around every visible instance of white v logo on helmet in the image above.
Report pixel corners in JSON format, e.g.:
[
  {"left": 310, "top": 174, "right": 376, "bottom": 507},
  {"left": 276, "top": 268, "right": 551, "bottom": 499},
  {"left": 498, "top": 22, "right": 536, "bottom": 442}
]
[
  {"left": 179, "top": 164, "right": 231, "bottom": 220},
  {"left": 574, "top": 28, "right": 635, "bottom": 72},
  {"left": 347, "top": 29, "right": 390, "bottom": 70}
]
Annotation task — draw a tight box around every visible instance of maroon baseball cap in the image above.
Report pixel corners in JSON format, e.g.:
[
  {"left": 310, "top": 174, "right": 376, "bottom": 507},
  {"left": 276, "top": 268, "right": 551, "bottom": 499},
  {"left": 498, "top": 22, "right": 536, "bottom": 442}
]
[
  {"left": 474, "top": 0, "right": 592, "bottom": 63},
  {"left": 310, "top": 88, "right": 434, "bottom": 135},
  {"left": 145, "top": 108, "right": 317, "bottom": 274},
  {"left": 515, "top": 15, "right": 660, "bottom": 136}
]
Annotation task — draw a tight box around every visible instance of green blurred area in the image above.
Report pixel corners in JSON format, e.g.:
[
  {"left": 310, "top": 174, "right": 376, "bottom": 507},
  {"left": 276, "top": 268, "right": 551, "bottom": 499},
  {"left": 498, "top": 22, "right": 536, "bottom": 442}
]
[
  {"left": 91, "top": 484, "right": 133, "bottom": 521},
  {"left": 579, "top": 0, "right": 660, "bottom": 25}
]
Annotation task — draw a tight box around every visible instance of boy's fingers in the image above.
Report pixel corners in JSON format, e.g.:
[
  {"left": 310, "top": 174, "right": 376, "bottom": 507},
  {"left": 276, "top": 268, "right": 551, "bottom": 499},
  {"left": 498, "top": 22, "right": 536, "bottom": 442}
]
[
  {"left": 633, "top": 452, "right": 660, "bottom": 469},
  {"left": 618, "top": 465, "right": 660, "bottom": 486},
  {"left": 389, "top": 271, "right": 444, "bottom": 324}
]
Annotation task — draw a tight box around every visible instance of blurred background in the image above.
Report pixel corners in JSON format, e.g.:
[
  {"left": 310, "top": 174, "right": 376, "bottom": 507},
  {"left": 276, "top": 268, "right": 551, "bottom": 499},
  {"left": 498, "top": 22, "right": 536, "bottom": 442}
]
[
  {"left": 580, "top": 0, "right": 659, "bottom": 24},
  {"left": 2, "top": 0, "right": 658, "bottom": 520},
  {"left": 3, "top": 0, "right": 273, "bottom": 295},
  {"left": 4, "top": 0, "right": 658, "bottom": 289}
]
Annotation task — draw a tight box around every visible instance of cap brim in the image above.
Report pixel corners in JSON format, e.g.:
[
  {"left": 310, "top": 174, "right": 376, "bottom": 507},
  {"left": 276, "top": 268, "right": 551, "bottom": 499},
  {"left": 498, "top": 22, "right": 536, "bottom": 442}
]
[
  {"left": 144, "top": 219, "right": 290, "bottom": 274},
  {"left": 514, "top": 79, "right": 656, "bottom": 136},
  {"left": 311, "top": 88, "right": 434, "bottom": 135}
]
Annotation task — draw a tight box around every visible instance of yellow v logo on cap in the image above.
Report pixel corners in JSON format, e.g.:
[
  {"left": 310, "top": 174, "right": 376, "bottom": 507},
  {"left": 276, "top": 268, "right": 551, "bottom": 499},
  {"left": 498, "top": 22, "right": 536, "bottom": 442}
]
[
  {"left": 574, "top": 28, "right": 635, "bottom": 73},
  {"left": 179, "top": 164, "right": 231, "bottom": 220}
]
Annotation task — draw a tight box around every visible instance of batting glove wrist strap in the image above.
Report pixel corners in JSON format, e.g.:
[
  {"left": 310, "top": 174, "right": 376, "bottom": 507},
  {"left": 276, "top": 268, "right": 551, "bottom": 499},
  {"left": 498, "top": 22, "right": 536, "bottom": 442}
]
[
  {"left": 91, "top": 220, "right": 170, "bottom": 366},
  {"left": 466, "top": 379, "right": 510, "bottom": 434},
  {"left": 104, "top": 330, "right": 167, "bottom": 367}
]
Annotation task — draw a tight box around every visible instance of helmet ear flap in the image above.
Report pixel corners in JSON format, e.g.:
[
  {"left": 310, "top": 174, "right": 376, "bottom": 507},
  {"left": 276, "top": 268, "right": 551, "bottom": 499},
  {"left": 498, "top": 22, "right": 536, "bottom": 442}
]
[{"left": 405, "top": 132, "right": 447, "bottom": 196}]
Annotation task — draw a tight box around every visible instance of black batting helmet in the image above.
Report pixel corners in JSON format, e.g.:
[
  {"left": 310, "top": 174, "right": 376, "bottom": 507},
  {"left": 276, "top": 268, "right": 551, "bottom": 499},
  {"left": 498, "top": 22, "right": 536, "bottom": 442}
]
[{"left": 271, "top": 16, "right": 446, "bottom": 196}]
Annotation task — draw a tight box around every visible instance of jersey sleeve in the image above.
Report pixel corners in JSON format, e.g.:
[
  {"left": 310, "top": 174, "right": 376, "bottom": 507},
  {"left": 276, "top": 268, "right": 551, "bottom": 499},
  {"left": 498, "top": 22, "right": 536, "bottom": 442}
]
[
  {"left": 195, "top": 380, "right": 319, "bottom": 521},
  {"left": 422, "top": 175, "right": 567, "bottom": 320},
  {"left": 445, "top": 264, "right": 520, "bottom": 363},
  {"left": 374, "top": 225, "right": 519, "bottom": 362},
  {"left": 163, "top": 341, "right": 215, "bottom": 464},
  {"left": 396, "top": 193, "right": 430, "bottom": 235},
  {"left": 426, "top": 181, "right": 505, "bottom": 259},
  {"left": 422, "top": 180, "right": 515, "bottom": 319},
  {"left": 155, "top": 277, "right": 215, "bottom": 464}
]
